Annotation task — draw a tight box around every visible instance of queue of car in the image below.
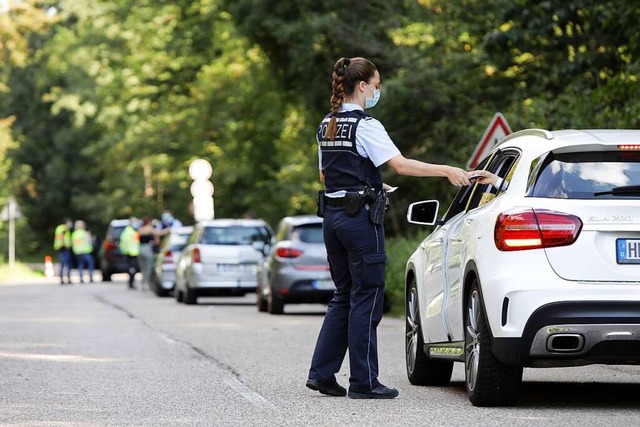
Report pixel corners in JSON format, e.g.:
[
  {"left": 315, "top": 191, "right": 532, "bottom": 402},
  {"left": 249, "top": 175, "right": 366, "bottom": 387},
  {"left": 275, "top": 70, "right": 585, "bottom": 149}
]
[{"left": 98, "top": 215, "right": 338, "bottom": 311}]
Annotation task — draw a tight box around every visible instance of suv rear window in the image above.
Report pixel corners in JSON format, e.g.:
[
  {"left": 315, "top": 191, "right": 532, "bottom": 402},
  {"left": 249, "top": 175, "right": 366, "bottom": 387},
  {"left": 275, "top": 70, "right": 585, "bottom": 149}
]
[
  {"left": 107, "top": 225, "right": 126, "bottom": 240},
  {"left": 528, "top": 151, "right": 640, "bottom": 199},
  {"left": 292, "top": 224, "right": 323, "bottom": 244},
  {"left": 202, "top": 226, "right": 271, "bottom": 245}
]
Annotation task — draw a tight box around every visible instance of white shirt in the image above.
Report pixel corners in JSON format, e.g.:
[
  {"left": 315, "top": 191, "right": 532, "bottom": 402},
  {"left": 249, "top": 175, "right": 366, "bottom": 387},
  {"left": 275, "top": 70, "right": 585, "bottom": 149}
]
[{"left": 318, "top": 103, "right": 400, "bottom": 196}]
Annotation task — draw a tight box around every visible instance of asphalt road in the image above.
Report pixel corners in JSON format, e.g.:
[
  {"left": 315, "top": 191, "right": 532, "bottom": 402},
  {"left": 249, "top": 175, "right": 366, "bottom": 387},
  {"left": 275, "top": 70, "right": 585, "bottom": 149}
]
[{"left": 1, "top": 276, "right": 640, "bottom": 426}]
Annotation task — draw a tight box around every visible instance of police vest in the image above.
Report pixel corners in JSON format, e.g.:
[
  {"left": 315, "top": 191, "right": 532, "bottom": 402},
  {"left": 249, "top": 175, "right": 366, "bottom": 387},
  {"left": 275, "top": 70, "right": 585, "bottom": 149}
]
[
  {"left": 71, "top": 229, "right": 93, "bottom": 255},
  {"left": 54, "top": 224, "right": 71, "bottom": 250},
  {"left": 317, "top": 110, "right": 383, "bottom": 193},
  {"left": 119, "top": 226, "right": 140, "bottom": 256}
]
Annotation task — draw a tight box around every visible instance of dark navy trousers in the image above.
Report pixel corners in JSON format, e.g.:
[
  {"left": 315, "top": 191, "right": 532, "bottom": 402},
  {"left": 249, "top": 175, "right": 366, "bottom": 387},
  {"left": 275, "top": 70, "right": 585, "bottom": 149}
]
[{"left": 308, "top": 205, "right": 386, "bottom": 393}]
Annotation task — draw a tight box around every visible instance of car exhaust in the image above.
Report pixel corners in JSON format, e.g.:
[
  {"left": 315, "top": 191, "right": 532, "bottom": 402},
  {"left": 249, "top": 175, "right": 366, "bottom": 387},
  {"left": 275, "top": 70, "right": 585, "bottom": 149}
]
[{"left": 546, "top": 333, "right": 585, "bottom": 353}]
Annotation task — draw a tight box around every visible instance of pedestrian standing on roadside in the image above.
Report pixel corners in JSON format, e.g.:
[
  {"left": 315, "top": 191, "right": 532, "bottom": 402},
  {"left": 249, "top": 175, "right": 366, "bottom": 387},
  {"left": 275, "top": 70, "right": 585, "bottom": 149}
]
[
  {"left": 137, "top": 216, "right": 158, "bottom": 291},
  {"left": 306, "top": 57, "right": 471, "bottom": 399},
  {"left": 119, "top": 217, "right": 140, "bottom": 289},
  {"left": 53, "top": 218, "right": 73, "bottom": 285},
  {"left": 71, "top": 220, "right": 95, "bottom": 283}
]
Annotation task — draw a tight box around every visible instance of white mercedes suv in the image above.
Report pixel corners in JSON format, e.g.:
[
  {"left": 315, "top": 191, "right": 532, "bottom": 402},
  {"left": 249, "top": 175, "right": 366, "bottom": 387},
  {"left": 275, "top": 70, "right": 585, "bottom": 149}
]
[{"left": 404, "top": 129, "right": 640, "bottom": 406}]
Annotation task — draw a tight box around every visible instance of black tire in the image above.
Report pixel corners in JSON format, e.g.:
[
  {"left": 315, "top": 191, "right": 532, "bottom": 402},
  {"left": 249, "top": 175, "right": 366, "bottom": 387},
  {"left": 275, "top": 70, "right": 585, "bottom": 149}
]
[
  {"left": 150, "top": 271, "right": 169, "bottom": 297},
  {"left": 175, "top": 287, "right": 184, "bottom": 303},
  {"left": 101, "top": 269, "right": 112, "bottom": 282},
  {"left": 405, "top": 278, "right": 453, "bottom": 385},
  {"left": 267, "top": 287, "right": 284, "bottom": 315},
  {"left": 184, "top": 284, "right": 197, "bottom": 305},
  {"left": 465, "top": 280, "right": 523, "bottom": 407},
  {"left": 256, "top": 286, "right": 268, "bottom": 312}
]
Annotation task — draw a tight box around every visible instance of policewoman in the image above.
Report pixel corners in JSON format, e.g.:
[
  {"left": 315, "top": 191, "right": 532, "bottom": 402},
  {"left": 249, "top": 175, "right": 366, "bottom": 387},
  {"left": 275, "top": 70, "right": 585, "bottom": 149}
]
[{"left": 306, "top": 57, "right": 471, "bottom": 399}]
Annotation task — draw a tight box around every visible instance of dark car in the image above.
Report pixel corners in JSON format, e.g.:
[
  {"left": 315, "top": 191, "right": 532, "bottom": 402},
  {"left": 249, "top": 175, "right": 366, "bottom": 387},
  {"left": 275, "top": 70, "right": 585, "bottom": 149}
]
[
  {"left": 256, "top": 215, "right": 334, "bottom": 314},
  {"left": 99, "top": 218, "right": 134, "bottom": 281}
]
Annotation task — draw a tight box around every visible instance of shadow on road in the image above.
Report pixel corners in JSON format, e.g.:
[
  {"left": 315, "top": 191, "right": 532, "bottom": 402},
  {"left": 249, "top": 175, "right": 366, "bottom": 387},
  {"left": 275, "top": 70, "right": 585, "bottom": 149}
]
[{"left": 446, "top": 380, "right": 640, "bottom": 409}]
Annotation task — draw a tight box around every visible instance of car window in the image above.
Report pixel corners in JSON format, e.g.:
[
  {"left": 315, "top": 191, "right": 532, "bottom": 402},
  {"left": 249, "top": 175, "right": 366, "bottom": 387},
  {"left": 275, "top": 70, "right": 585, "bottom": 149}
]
[
  {"left": 291, "top": 224, "right": 324, "bottom": 244},
  {"left": 467, "top": 150, "right": 520, "bottom": 210},
  {"left": 202, "top": 226, "right": 272, "bottom": 245},
  {"left": 527, "top": 151, "right": 640, "bottom": 199},
  {"left": 107, "top": 225, "right": 125, "bottom": 240},
  {"left": 170, "top": 233, "right": 191, "bottom": 251},
  {"left": 442, "top": 156, "right": 493, "bottom": 223}
]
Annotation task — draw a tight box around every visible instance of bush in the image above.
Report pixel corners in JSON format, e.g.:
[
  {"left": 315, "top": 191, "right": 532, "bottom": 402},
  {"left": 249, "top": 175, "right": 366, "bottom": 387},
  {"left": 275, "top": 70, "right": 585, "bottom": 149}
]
[{"left": 385, "top": 232, "right": 426, "bottom": 317}]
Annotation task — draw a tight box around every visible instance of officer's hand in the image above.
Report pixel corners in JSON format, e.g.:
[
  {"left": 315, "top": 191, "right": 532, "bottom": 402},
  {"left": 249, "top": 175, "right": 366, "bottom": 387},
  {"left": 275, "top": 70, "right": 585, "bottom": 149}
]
[{"left": 446, "top": 166, "right": 471, "bottom": 187}]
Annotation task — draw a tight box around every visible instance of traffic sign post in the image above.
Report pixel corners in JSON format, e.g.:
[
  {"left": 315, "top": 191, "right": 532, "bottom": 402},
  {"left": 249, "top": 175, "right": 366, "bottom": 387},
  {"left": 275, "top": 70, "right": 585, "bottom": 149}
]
[
  {"left": 1, "top": 197, "right": 20, "bottom": 268},
  {"left": 467, "top": 113, "right": 512, "bottom": 169}
]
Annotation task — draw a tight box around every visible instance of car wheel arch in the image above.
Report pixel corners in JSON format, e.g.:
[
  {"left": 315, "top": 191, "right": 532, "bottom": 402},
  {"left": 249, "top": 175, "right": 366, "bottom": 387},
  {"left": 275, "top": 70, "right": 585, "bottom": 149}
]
[{"left": 462, "top": 261, "right": 482, "bottom": 327}]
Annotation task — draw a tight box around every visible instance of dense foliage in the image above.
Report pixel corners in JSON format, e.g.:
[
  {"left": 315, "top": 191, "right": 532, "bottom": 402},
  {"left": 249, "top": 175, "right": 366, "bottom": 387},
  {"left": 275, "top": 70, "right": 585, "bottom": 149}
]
[{"left": 1, "top": 0, "right": 639, "bottom": 254}]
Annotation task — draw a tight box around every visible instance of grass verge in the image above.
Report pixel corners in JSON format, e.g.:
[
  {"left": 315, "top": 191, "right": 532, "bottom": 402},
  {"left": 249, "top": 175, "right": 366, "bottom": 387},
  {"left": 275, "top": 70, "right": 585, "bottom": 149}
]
[
  {"left": 0, "top": 262, "right": 45, "bottom": 284},
  {"left": 385, "top": 233, "right": 424, "bottom": 317}
]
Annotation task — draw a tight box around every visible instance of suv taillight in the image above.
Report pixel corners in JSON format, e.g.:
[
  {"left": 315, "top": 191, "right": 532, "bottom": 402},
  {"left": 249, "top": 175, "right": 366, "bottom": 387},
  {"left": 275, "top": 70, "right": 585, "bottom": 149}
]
[
  {"left": 103, "top": 241, "right": 117, "bottom": 251},
  {"left": 192, "top": 248, "right": 201, "bottom": 263},
  {"left": 276, "top": 247, "right": 303, "bottom": 258},
  {"left": 162, "top": 250, "right": 173, "bottom": 264},
  {"left": 494, "top": 208, "right": 582, "bottom": 251}
]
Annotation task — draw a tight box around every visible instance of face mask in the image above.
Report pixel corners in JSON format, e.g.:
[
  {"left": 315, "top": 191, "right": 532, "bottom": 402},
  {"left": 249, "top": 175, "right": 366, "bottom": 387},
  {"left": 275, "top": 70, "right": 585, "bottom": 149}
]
[{"left": 364, "top": 83, "right": 380, "bottom": 109}]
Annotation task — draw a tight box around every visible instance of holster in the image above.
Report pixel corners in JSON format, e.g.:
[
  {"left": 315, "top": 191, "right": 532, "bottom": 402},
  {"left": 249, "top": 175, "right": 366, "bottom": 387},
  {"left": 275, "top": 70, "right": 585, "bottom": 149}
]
[
  {"left": 343, "top": 192, "right": 362, "bottom": 216},
  {"left": 368, "top": 189, "right": 388, "bottom": 225},
  {"left": 316, "top": 190, "right": 326, "bottom": 218}
]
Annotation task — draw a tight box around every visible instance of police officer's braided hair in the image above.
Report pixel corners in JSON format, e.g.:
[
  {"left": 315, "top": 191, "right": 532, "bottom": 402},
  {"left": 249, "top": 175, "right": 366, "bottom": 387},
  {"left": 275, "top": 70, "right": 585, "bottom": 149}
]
[{"left": 326, "top": 57, "right": 377, "bottom": 140}]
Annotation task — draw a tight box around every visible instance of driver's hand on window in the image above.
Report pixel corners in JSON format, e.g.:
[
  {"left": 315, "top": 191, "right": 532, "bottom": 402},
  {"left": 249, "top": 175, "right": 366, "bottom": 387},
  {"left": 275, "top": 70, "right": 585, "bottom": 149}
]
[{"left": 468, "top": 170, "right": 500, "bottom": 186}]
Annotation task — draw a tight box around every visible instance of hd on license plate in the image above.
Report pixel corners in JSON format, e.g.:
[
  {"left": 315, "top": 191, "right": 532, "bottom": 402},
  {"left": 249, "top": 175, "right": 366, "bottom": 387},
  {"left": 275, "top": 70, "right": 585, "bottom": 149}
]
[
  {"left": 314, "top": 279, "right": 335, "bottom": 290},
  {"left": 616, "top": 238, "right": 640, "bottom": 264}
]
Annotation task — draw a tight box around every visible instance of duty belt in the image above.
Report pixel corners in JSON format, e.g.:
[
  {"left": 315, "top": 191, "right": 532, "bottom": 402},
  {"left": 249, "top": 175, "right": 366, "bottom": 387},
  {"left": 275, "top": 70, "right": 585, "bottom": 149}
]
[{"left": 325, "top": 196, "right": 349, "bottom": 207}]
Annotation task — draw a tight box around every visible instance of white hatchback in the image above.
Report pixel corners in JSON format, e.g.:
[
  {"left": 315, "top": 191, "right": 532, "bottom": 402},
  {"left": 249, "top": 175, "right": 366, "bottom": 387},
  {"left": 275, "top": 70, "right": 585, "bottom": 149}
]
[
  {"left": 174, "top": 219, "right": 274, "bottom": 305},
  {"left": 404, "top": 129, "right": 640, "bottom": 406}
]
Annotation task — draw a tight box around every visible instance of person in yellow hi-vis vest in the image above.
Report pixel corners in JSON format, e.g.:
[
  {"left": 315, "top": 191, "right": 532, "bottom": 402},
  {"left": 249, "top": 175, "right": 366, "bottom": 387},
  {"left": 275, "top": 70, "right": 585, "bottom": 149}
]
[
  {"left": 53, "top": 218, "right": 73, "bottom": 285},
  {"left": 71, "top": 220, "right": 94, "bottom": 284},
  {"left": 119, "top": 217, "right": 140, "bottom": 289}
]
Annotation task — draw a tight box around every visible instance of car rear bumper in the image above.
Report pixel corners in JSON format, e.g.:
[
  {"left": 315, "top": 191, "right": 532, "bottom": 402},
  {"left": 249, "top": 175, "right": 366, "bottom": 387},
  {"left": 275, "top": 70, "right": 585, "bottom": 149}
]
[
  {"left": 492, "top": 301, "right": 640, "bottom": 366},
  {"left": 280, "top": 280, "right": 335, "bottom": 304},
  {"left": 190, "top": 273, "right": 257, "bottom": 291},
  {"left": 158, "top": 268, "right": 177, "bottom": 290}
]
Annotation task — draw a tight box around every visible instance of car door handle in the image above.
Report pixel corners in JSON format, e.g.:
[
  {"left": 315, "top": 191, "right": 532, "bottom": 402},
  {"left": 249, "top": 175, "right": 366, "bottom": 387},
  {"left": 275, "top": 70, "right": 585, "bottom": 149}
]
[{"left": 465, "top": 218, "right": 474, "bottom": 225}]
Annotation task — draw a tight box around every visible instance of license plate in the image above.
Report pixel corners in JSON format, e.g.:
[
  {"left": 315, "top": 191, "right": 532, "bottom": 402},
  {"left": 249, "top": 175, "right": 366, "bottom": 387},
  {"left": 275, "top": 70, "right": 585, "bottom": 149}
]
[
  {"left": 616, "top": 238, "right": 640, "bottom": 264},
  {"left": 313, "top": 279, "right": 335, "bottom": 290},
  {"left": 218, "top": 263, "right": 255, "bottom": 273}
]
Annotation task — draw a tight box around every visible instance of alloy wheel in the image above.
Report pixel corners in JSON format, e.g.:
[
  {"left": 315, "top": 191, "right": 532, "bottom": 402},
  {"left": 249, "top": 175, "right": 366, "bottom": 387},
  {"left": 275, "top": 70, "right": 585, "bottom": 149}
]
[
  {"left": 406, "top": 286, "right": 419, "bottom": 374},
  {"left": 465, "top": 289, "right": 481, "bottom": 392}
]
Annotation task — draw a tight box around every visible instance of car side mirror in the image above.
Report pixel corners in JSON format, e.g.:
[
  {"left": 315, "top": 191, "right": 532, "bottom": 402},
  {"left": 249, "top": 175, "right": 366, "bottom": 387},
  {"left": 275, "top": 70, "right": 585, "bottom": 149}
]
[{"left": 407, "top": 200, "right": 441, "bottom": 226}]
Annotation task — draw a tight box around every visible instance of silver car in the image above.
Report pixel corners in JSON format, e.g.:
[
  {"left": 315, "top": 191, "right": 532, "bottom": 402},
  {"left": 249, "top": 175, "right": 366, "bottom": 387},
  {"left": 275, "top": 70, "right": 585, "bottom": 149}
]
[
  {"left": 150, "top": 226, "right": 194, "bottom": 297},
  {"left": 175, "top": 219, "right": 274, "bottom": 305},
  {"left": 256, "top": 215, "right": 334, "bottom": 314}
]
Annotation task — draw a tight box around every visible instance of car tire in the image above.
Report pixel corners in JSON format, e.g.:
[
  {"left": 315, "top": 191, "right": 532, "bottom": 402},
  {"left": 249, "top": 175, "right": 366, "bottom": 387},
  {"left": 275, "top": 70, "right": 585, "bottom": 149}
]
[
  {"left": 465, "top": 280, "right": 523, "bottom": 407},
  {"left": 150, "top": 271, "right": 166, "bottom": 297},
  {"left": 256, "top": 287, "right": 268, "bottom": 312},
  {"left": 175, "top": 287, "right": 184, "bottom": 303},
  {"left": 184, "top": 284, "right": 197, "bottom": 305},
  {"left": 405, "top": 277, "right": 453, "bottom": 386},
  {"left": 102, "top": 269, "right": 112, "bottom": 282},
  {"left": 267, "top": 286, "right": 284, "bottom": 315}
]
